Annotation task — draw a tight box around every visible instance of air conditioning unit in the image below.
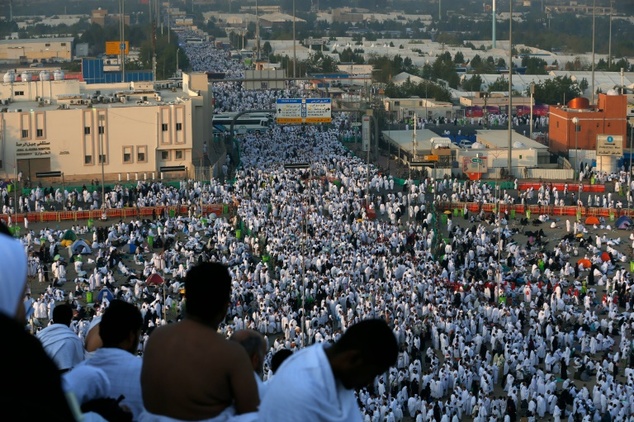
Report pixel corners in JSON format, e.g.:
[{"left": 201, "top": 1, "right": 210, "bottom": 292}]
[{"left": 44, "top": 99, "right": 51, "bottom": 105}]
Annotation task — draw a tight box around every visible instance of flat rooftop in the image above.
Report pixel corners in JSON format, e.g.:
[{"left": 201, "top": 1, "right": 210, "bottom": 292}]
[
  {"left": 383, "top": 128, "right": 460, "bottom": 153},
  {"left": 476, "top": 129, "right": 548, "bottom": 150}
]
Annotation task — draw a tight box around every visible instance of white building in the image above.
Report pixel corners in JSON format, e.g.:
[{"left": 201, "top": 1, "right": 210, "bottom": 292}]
[{"left": 0, "top": 72, "right": 212, "bottom": 183}]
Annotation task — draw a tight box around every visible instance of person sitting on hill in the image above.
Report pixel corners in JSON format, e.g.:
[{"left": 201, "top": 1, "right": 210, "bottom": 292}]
[
  {"left": 36, "top": 302, "right": 85, "bottom": 373},
  {"left": 259, "top": 318, "right": 398, "bottom": 422},
  {"left": 140, "top": 262, "right": 259, "bottom": 421}
]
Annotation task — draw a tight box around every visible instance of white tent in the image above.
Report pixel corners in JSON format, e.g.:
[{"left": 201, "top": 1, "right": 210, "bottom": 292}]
[{"left": 71, "top": 239, "right": 92, "bottom": 255}]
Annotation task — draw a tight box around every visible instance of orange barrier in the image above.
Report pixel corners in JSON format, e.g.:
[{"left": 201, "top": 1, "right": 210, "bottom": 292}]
[
  {"left": 59, "top": 211, "right": 75, "bottom": 221},
  {"left": 206, "top": 204, "right": 223, "bottom": 215},
  {"left": 467, "top": 204, "right": 479, "bottom": 213},
  {"left": 42, "top": 212, "right": 57, "bottom": 222},
  {"left": 482, "top": 204, "right": 494, "bottom": 212},
  {"left": 108, "top": 209, "right": 122, "bottom": 219},
  {"left": 140, "top": 208, "right": 154, "bottom": 217},
  {"left": 26, "top": 212, "right": 41, "bottom": 223},
  {"left": 75, "top": 211, "right": 89, "bottom": 220}
]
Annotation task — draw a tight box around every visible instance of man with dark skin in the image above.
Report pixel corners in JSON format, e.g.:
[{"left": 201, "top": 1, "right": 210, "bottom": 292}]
[{"left": 141, "top": 262, "right": 259, "bottom": 420}]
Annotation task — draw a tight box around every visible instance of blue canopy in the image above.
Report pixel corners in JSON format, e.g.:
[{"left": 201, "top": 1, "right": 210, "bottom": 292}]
[{"left": 615, "top": 215, "right": 633, "bottom": 229}]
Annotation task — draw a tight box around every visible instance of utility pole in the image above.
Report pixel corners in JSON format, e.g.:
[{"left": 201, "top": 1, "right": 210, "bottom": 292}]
[
  {"left": 120, "top": 0, "right": 125, "bottom": 83},
  {"left": 507, "top": 0, "right": 513, "bottom": 177},
  {"left": 591, "top": 0, "right": 596, "bottom": 105},
  {"left": 292, "top": 0, "right": 297, "bottom": 78},
  {"left": 608, "top": 0, "right": 614, "bottom": 71}
]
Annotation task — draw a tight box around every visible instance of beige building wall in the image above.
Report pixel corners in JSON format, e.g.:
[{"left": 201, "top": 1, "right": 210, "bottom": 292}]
[
  {"left": 0, "top": 38, "right": 73, "bottom": 63},
  {"left": 0, "top": 102, "right": 195, "bottom": 182}
]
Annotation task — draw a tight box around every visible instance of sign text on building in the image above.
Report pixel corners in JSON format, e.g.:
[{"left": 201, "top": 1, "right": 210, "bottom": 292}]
[{"left": 596, "top": 134, "right": 623, "bottom": 157}]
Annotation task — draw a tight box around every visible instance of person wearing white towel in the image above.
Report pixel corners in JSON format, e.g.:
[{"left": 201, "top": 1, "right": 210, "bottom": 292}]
[
  {"left": 0, "top": 223, "right": 79, "bottom": 421},
  {"left": 79, "top": 299, "right": 145, "bottom": 420},
  {"left": 37, "top": 302, "right": 85, "bottom": 372},
  {"left": 259, "top": 318, "right": 398, "bottom": 422}
]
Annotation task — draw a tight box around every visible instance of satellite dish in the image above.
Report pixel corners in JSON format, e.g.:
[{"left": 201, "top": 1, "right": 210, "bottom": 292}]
[
  {"left": 513, "top": 141, "right": 526, "bottom": 148},
  {"left": 471, "top": 142, "right": 484, "bottom": 149}
]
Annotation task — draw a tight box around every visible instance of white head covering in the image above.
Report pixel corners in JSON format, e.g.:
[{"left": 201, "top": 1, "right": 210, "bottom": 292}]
[
  {"left": 63, "top": 365, "right": 111, "bottom": 404},
  {"left": 0, "top": 234, "right": 27, "bottom": 318}
]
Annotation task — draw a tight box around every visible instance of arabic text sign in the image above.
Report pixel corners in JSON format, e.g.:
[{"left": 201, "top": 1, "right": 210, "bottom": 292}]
[
  {"left": 596, "top": 134, "right": 623, "bottom": 157},
  {"left": 276, "top": 98, "right": 332, "bottom": 124},
  {"left": 15, "top": 140, "right": 51, "bottom": 158}
]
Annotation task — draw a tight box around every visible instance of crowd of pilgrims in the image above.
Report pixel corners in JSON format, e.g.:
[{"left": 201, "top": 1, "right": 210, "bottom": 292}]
[{"left": 9, "top": 29, "right": 634, "bottom": 422}]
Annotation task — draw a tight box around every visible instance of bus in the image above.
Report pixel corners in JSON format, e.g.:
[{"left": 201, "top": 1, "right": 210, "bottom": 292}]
[{"left": 212, "top": 113, "right": 272, "bottom": 135}]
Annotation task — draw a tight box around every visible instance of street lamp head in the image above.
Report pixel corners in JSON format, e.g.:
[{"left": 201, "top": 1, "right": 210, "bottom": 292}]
[{"left": 572, "top": 117, "right": 579, "bottom": 124}]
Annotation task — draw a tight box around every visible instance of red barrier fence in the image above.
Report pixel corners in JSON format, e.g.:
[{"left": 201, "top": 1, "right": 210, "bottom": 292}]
[
  {"left": 517, "top": 182, "right": 606, "bottom": 193},
  {"left": 0, "top": 203, "right": 234, "bottom": 226}
]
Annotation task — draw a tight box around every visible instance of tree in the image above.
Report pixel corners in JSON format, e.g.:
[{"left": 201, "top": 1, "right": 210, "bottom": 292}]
[
  {"left": 534, "top": 76, "right": 581, "bottom": 105},
  {"left": 579, "top": 78, "right": 589, "bottom": 93},
  {"left": 487, "top": 76, "right": 510, "bottom": 92},
  {"left": 521, "top": 57, "right": 547, "bottom": 75},
  {"left": 339, "top": 47, "right": 364, "bottom": 64},
  {"left": 462, "top": 74, "right": 483, "bottom": 92},
  {"left": 454, "top": 51, "right": 464, "bottom": 65},
  {"left": 262, "top": 42, "right": 273, "bottom": 57}
]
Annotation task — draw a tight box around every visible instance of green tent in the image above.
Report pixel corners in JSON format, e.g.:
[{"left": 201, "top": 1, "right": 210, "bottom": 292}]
[{"left": 62, "top": 229, "right": 77, "bottom": 241}]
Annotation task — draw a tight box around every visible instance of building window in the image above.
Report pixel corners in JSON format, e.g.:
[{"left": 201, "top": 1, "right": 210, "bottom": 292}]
[
  {"left": 394, "top": 101, "right": 400, "bottom": 106},
  {"left": 98, "top": 153, "right": 107, "bottom": 164},
  {"left": 175, "top": 150, "right": 183, "bottom": 160},
  {"left": 15, "top": 91, "right": 24, "bottom": 96},
  {"left": 85, "top": 155, "right": 92, "bottom": 165},
  {"left": 36, "top": 129, "right": 43, "bottom": 137},
  {"left": 161, "top": 150, "right": 169, "bottom": 160},
  {"left": 162, "top": 123, "right": 168, "bottom": 131},
  {"left": 98, "top": 126, "right": 104, "bottom": 134},
  {"left": 84, "top": 127, "right": 91, "bottom": 135},
  {"left": 45, "top": 43, "right": 50, "bottom": 47},
  {"left": 176, "top": 123, "right": 182, "bottom": 131},
  {"left": 21, "top": 129, "right": 29, "bottom": 138},
  {"left": 61, "top": 43, "right": 66, "bottom": 46},
  {"left": 137, "top": 146, "right": 147, "bottom": 163},
  {"left": 123, "top": 146, "right": 133, "bottom": 163}
]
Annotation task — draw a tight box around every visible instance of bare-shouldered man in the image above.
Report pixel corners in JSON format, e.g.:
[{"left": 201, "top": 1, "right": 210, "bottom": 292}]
[{"left": 141, "top": 262, "right": 259, "bottom": 420}]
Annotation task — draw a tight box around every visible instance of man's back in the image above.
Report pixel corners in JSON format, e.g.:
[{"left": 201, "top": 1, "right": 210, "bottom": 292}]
[
  {"left": 141, "top": 319, "right": 259, "bottom": 420},
  {"left": 36, "top": 321, "right": 85, "bottom": 371}
]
